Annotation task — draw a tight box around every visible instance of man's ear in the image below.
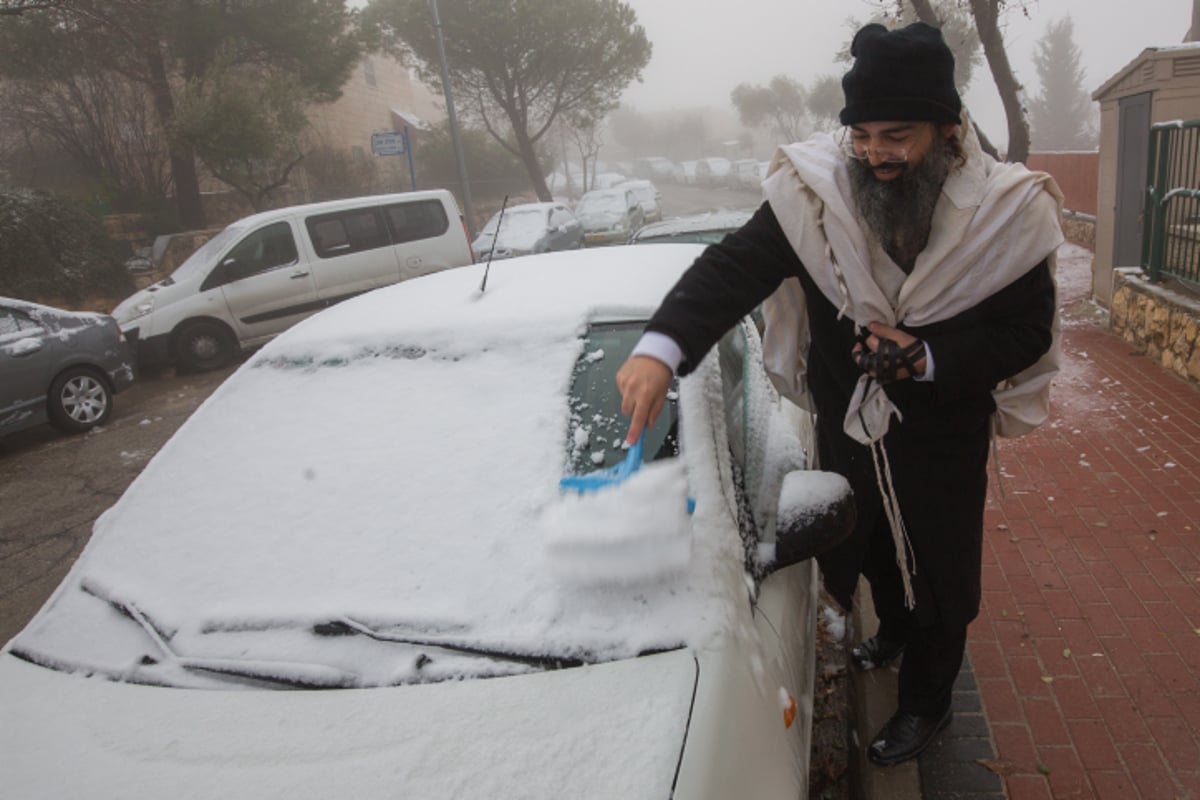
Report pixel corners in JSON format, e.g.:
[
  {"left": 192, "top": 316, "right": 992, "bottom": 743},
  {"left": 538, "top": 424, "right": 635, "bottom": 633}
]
[{"left": 938, "top": 122, "right": 958, "bottom": 140}]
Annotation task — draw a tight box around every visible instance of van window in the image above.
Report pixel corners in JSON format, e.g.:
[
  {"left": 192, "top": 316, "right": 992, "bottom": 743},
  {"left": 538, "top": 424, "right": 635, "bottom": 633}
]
[
  {"left": 384, "top": 200, "right": 450, "bottom": 244},
  {"left": 307, "top": 208, "right": 390, "bottom": 259},
  {"left": 224, "top": 222, "right": 299, "bottom": 282}
]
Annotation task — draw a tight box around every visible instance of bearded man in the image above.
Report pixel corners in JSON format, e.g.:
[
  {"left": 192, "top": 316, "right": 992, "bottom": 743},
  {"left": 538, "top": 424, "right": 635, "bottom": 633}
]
[{"left": 616, "top": 21, "right": 1062, "bottom": 765}]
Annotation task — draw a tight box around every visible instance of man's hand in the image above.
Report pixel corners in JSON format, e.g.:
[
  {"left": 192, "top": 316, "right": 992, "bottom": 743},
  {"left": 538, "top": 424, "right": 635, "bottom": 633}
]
[
  {"left": 851, "top": 321, "right": 927, "bottom": 382},
  {"left": 616, "top": 355, "right": 673, "bottom": 445}
]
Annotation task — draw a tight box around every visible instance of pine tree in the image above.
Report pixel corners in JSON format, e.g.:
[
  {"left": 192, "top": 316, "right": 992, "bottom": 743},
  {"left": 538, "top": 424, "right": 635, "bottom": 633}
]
[{"left": 1028, "top": 16, "right": 1097, "bottom": 151}]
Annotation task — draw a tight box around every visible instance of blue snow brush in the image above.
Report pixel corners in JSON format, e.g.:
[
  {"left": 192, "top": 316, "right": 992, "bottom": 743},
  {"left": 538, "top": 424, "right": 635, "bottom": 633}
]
[
  {"left": 559, "top": 432, "right": 696, "bottom": 513},
  {"left": 559, "top": 432, "right": 645, "bottom": 495}
]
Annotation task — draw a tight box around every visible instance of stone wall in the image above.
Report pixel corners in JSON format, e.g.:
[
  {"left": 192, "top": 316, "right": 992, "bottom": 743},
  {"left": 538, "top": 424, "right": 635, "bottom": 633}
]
[
  {"left": 1062, "top": 215, "right": 1095, "bottom": 250},
  {"left": 1110, "top": 267, "right": 1200, "bottom": 383}
]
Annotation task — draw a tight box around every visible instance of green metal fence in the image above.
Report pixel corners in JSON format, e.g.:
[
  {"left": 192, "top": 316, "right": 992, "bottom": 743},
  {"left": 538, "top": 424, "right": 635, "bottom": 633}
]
[{"left": 1142, "top": 120, "right": 1200, "bottom": 284}]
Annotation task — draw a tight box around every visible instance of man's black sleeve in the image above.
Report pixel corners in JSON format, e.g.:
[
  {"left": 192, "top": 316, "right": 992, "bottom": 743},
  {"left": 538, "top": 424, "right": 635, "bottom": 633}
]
[
  {"left": 645, "top": 202, "right": 803, "bottom": 375},
  {"left": 918, "top": 259, "right": 1056, "bottom": 406}
]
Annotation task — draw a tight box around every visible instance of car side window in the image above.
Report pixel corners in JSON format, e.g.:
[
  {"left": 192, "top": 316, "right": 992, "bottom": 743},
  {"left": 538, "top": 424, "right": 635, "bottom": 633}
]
[
  {"left": 0, "top": 307, "right": 41, "bottom": 339},
  {"left": 307, "top": 208, "right": 389, "bottom": 259},
  {"left": 384, "top": 200, "right": 450, "bottom": 244},
  {"left": 221, "top": 222, "right": 299, "bottom": 283}
]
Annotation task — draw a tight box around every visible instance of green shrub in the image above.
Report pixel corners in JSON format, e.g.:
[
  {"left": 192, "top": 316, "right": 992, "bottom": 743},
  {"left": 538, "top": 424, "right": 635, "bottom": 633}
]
[{"left": 0, "top": 187, "right": 133, "bottom": 303}]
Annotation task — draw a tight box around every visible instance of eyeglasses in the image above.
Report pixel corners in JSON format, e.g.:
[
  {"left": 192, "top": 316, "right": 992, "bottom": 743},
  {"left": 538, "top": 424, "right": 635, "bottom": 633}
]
[{"left": 839, "top": 129, "right": 909, "bottom": 166}]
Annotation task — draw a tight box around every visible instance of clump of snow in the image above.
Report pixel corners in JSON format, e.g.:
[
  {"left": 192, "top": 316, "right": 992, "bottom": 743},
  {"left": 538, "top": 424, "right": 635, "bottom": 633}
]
[
  {"left": 777, "top": 471, "right": 851, "bottom": 528},
  {"left": 542, "top": 459, "right": 692, "bottom": 585}
]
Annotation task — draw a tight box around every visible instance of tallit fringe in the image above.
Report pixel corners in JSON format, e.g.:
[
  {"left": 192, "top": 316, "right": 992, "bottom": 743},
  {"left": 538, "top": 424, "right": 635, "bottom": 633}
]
[{"left": 869, "top": 438, "right": 917, "bottom": 610}]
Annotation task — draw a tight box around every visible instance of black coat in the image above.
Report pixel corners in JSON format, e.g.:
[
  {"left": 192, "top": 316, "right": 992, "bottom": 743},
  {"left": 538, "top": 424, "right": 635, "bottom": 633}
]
[{"left": 646, "top": 201, "right": 1055, "bottom": 629}]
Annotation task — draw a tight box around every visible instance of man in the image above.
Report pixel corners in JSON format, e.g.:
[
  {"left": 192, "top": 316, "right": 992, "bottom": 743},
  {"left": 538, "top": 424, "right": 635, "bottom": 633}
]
[{"left": 616, "top": 22, "right": 1062, "bottom": 765}]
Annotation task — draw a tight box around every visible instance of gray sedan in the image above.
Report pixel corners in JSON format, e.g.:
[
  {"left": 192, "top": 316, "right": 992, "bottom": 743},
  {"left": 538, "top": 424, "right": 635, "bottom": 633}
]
[{"left": 0, "top": 297, "right": 136, "bottom": 436}]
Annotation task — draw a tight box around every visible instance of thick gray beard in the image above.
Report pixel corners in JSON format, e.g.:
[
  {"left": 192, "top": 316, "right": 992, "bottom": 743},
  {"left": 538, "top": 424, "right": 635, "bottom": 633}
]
[{"left": 848, "top": 137, "right": 955, "bottom": 270}]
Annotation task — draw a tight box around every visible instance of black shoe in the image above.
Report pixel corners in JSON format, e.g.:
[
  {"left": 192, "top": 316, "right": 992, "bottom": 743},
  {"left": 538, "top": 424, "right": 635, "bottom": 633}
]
[
  {"left": 867, "top": 708, "right": 953, "bottom": 766},
  {"left": 850, "top": 634, "right": 906, "bottom": 670}
]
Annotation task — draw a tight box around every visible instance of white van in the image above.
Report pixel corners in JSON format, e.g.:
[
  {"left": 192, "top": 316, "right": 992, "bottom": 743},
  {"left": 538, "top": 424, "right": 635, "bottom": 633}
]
[{"left": 113, "top": 191, "right": 474, "bottom": 372}]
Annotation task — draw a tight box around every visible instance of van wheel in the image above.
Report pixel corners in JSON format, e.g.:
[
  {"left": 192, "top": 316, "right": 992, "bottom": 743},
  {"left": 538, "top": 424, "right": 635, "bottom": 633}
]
[
  {"left": 176, "top": 321, "right": 235, "bottom": 373},
  {"left": 48, "top": 366, "right": 112, "bottom": 433}
]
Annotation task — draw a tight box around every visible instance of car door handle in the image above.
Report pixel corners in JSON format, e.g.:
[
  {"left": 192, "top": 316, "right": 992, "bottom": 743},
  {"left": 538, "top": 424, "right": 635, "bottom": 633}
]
[
  {"left": 406, "top": 257, "right": 423, "bottom": 266},
  {"left": 290, "top": 270, "right": 311, "bottom": 279}
]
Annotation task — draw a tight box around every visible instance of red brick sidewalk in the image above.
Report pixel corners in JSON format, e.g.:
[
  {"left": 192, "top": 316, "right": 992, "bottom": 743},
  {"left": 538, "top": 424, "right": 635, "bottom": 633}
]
[{"left": 971, "top": 247, "right": 1200, "bottom": 799}]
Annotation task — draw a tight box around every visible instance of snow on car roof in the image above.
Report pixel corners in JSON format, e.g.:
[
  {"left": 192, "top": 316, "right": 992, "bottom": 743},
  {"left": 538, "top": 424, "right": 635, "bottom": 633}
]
[{"left": 15, "top": 245, "right": 755, "bottom": 683}]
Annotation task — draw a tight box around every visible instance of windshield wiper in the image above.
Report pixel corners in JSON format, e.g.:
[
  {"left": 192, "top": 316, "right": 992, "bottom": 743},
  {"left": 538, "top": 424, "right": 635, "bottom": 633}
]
[
  {"left": 78, "top": 580, "right": 359, "bottom": 689},
  {"left": 313, "top": 617, "right": 587, "bottom": 670}
]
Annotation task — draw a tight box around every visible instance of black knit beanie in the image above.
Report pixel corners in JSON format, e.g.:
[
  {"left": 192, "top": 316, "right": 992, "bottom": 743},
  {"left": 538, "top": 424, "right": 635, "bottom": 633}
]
[{"left": 839, "top": 22, "right": 962, "bottom": 126}]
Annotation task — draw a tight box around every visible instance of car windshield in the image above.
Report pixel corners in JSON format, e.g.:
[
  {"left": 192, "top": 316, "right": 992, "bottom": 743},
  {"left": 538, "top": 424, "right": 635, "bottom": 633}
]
[
  {"left": 576, "top": 193, "right": 624, "bottom": 214},
  {"left": 481, "top": 208, "right": 546, "bottom": 240},
  {"left": 568, "top": 322, "right": 678, "bottom": 475},
  {"left": 630, "top": 186, "right": 655, "bottom": 204},
  {"left": 167, "top": 226, "right": 240, "bottom": 282}
]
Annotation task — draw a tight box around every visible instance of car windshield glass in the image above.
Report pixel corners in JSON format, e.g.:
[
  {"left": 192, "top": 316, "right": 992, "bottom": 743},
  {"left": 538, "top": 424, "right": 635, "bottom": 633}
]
[
  {"left": 577, "top": 194, "right": 624, "bottom": 213},
  {"left": 484, "top": 208, "right": 547, "bottom": 236},
  {"left": 481, "top": 209, "right": 546, "bottom": 244},
  {"left": 637, "top": 231, "right": 729, "bottom": 245},
  {"left": 168, "top": 226, "right": 240, "bottom": 281},
  {"left": 568, "top": 322, "right": 678, "bottom": 474}
]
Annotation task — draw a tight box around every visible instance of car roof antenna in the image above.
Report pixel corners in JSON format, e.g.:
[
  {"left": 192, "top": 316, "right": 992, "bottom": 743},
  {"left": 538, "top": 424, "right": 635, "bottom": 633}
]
[{"left": 479, "top": 195, "right": 509, "bottom": 294}]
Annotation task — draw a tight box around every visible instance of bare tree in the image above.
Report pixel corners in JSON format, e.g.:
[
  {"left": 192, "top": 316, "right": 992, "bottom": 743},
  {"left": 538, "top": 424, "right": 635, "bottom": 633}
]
[
  {"left": 0, "top": 68, "right": 171, "bottom": 207},
  {"left": 878, "top": 0, "right": 1032, "bottom": 162}
]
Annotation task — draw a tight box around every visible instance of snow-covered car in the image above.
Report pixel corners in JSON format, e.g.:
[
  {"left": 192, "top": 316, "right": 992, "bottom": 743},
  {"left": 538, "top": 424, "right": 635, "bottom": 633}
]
[
  {"left": 591, "top": 171, "right": 628, "bottom": 190},
  {"left": 472, "top": 202, "right": 583, "bottom": 260},
  {"left": 675, "top": 159, "right": 699, "bottom": 185},
  {"left": 617, "top": 179, "right": 664, "bottom": 224},
  {"left": 0, "top": 297, "right": 136, "bottom": 437},
  {"left": 574, "top": 187, "right": 645, "bottom": 245},
  {"left": 631, "top": 208, "right": 756, "bottom": 245},
  {"left": 695, "top": 157, "right": 733, "bottom": 187},
  {"left": 730, "top": 158, "right": 761, "bottom": 190},
  {"left": 0, "top": 245, "right": 853, "bottom": 799}
]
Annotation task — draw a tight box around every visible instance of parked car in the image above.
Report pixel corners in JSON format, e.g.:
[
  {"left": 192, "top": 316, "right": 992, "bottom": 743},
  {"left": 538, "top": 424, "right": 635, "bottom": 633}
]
[
  {"left": 591, "top": 172, "right": 628, "bottom": 190},
  {"left": 634, "top": 156, "right": 677, "bottom": 180},
  {"left": 0, "top": 297, "right": 136, "bottom": 437},
  {"left": 673, "top": 160, "right": 699, "bottom": 185},
  {"left": 472, "top": 202, "right": 583, "bottom": 260},
  {"left": 631, "top": 208, "right": 756, "bottom": 245},
  {"left": 0, "top": 245, "right": 853, "bottom": 800},
  {"left": 695, "top": 157, "right": 732, "bottom": 187},
  {"left": 617, "top": 179, "right": 663, "bottom": 224},
  {"left": 574, "top": 187, "right": 645, "bottom": 246},
  {"left": 112, "top": 190, "right": 474, "bottom": 374},
  {"left": 729, "top": 159, "right": 761, "bottom": 190}
]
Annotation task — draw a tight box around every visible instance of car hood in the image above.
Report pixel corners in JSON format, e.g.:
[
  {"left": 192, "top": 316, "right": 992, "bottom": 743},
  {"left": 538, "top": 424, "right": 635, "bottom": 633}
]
[{"left": 0, "top": 649, "right": 695, "bottom": 799}]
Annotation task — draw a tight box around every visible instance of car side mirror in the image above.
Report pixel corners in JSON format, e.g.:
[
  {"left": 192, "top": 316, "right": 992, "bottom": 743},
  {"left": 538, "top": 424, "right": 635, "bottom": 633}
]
[{"left": 762, "top": 470, "right": 855, "bottom": 574}]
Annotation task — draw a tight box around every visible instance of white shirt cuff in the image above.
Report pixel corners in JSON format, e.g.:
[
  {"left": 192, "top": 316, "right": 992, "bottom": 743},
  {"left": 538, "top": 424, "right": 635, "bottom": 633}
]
[
  {"left": 631, "top": 332, "right": 684, "bottom": 375},
  {"left": 914, "top": 341, "right": 935, "bottom": 382}
]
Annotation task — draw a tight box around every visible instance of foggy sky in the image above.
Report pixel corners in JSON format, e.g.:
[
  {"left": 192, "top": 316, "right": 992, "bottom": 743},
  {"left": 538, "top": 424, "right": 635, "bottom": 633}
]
[{"left": 617, "top": 0, "right": 1196, "bottom": 149}]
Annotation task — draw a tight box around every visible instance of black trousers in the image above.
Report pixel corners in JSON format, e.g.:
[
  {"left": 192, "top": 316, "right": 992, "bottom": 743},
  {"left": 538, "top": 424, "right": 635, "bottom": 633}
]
[{"left": 864, "top": 507, "right": 968, "bottom": 718}]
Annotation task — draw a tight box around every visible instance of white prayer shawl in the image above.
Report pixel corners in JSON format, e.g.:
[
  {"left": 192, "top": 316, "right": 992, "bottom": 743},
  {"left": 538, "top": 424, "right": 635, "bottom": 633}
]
[
  {"left": 761, "top": 119, "right": 1064, "bottom": 445},
  {"left": 760, "top": 119, "right": 1064, "bottom": 608}
]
